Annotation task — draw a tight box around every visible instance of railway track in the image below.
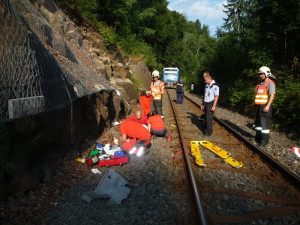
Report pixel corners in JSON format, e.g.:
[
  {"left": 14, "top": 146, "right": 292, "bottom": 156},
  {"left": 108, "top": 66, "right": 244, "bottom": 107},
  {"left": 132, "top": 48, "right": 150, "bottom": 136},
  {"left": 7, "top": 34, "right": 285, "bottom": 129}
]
[{"left": 163, "top": 88, "right": 300, "bottom": 225}]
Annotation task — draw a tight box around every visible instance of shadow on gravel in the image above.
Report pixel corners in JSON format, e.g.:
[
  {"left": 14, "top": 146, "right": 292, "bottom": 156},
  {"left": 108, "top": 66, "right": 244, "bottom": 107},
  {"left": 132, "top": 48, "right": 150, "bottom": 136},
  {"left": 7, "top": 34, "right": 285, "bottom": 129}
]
[
  {"left": 221, "top": 119, "right": 254, "bottom": 139},
  {"left": 186, "top": 112, "right": 204, "bottom": 133}
]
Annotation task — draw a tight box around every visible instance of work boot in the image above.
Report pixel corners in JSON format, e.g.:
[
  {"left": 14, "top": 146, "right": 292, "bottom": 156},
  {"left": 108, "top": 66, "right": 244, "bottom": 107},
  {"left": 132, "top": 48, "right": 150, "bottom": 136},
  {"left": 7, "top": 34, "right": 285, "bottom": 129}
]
[{"left": 259, "top": 142, "right": 268, "bottom": 147}]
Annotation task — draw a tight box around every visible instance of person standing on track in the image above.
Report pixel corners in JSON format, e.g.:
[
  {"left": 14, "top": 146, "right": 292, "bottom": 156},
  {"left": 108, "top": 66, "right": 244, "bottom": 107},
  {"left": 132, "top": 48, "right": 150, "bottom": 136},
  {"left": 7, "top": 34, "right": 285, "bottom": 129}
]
[
  {"left": 200, "top": 72, "right": 219, "bottom": 136},
  {"left": 150, "top": 70, "right": 165, "bottom": 118},
  {"left": 254, "top": 66, "right": 276, "bottom": 147},
  {"left": 176, "top": 77, "right": 184, "bottom": 104}
]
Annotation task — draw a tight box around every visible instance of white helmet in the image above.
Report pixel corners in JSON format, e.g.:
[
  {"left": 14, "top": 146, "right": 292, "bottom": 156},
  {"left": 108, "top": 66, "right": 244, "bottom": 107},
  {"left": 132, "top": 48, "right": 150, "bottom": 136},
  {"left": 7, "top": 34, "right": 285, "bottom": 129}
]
[
  {"left": 258, "top": 66, "right": 272, "bottom": 77},
  {"left": 152, "top": 70, "right": 159, "bottom": 78}
]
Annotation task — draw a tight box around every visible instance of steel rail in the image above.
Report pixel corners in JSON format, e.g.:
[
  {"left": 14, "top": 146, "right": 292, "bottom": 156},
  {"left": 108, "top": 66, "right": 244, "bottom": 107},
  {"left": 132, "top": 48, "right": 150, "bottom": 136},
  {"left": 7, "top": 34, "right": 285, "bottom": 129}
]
[
  {"left": 166, "top": 89, "right": 207, "bottom": 225},
  {"left": 185, "top": 94, "right": 300, "bottom": 189}
]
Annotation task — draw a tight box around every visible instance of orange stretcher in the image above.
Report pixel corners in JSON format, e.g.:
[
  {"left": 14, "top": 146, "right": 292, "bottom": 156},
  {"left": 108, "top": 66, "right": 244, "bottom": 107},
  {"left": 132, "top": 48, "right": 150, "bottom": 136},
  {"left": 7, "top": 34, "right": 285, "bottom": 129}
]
[{"left": 139, "top": 93, "right": 152, "bottom": 116}]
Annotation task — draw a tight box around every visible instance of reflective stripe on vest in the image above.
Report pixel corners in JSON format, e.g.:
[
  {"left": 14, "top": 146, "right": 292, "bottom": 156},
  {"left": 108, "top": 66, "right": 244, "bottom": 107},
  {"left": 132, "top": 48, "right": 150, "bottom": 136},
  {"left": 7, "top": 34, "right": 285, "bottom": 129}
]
[
  {"left": 255, "top": 80, "right": 272, "bottom": 105},
  {"left": 151, "top": 81, "right": 164, "bottom": 100}
]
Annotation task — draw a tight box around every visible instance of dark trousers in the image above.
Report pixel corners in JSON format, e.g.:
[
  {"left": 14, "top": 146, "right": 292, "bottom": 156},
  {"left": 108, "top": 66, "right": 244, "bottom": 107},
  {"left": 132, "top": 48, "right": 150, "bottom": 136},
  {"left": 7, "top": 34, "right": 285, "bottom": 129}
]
[
  {"left": 151, "top": 128, "right": 167, "bottom": 137},
  {"left": 204, "top": 101, "right": 214, "bottom": 135},
  {"left": 176, "top": 92, "right": 184, "bottom": 104},
  {"left": 152, "top": 99, "right": 163, "bottom": 116},
  {"left": 255, "top": 106, "right": 272, "bottom": 144}
]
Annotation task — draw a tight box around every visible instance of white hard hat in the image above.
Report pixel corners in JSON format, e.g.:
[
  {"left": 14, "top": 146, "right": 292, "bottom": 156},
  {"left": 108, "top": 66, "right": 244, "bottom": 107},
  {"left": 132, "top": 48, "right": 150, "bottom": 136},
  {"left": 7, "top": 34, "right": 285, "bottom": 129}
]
[
  {"left": 258, "top": 66, "right": 272, "bottom": 77},
  {"left": 152, "top": 70, "right": 159, "bottom": 78}
]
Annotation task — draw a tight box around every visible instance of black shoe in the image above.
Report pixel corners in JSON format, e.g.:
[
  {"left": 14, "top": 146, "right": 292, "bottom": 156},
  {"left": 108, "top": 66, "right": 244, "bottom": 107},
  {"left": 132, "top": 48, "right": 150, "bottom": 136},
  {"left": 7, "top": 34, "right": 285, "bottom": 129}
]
[{"left": 203, "top": 133, "right": 211, "bottom": 137}]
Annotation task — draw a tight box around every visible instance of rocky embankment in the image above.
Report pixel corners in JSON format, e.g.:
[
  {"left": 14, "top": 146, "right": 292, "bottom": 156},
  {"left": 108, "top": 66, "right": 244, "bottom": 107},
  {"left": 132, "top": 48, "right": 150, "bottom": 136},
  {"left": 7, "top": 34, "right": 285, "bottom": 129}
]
[{"left": 0, "top": 0, "right": 152, "bottom": 198}]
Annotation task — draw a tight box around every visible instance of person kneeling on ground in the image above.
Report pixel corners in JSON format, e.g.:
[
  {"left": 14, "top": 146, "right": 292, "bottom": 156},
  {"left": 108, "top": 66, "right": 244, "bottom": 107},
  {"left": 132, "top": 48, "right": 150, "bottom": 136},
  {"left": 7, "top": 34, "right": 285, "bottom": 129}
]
[
  {"left": 147, "top": 114, "right": 172, "bottom": 142},
  {"left": 119, "top": 115, "right": 151, "bottom": 156},
  {"left": 127, "top": 110, "right": 148, "bottom": 128}
]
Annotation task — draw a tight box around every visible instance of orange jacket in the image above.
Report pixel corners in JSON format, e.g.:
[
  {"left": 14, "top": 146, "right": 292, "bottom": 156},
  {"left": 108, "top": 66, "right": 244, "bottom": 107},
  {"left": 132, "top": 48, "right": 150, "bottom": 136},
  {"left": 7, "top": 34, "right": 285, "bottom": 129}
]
[{"left": 147, "top": 115, "right": 166, "bottom": 130}]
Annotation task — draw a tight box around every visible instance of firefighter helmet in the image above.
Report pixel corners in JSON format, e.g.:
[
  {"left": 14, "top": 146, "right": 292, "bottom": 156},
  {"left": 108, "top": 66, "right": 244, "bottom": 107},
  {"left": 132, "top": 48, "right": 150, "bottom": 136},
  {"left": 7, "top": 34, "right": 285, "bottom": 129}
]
[
  {"left": 258, "top": 66, "right": 272, "bottom": 77},
  {"left": 152, "top": 70, "right": 159, "bottom": 78}
]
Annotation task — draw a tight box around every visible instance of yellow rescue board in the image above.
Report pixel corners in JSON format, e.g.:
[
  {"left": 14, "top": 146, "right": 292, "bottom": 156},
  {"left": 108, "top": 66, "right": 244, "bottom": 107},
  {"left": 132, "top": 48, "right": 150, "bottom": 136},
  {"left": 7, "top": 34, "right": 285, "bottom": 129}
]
[
  {"left": 190, "top": 141, "right": 205, "bottom": 166},
  {"left": 224, "top": 157, "right": 243, "bottom": 168},
  {"left": 199, "top": 140, "right": 243, "bottom": 168},
  {"left": 199, "top": 141, "right": 231, "bottom": 159}
]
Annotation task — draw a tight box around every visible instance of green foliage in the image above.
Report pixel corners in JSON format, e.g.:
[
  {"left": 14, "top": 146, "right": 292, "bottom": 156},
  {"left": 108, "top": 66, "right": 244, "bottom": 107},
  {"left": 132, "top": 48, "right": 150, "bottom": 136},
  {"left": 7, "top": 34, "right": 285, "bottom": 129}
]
[
  {"left": 130, "top": 73, "right": 143, "bottom": 92},
  {"left": 273, "top": 78, "right": 300, "bottom": 131},
  {"left": 97, "top": 22, "right": 118, "bottom": 46},
  {"left": 58, "top": 0, "right": 300, "bottom": 136},
  {"left": 118, "top": 35, "right": 157, "bottom": 69},
  {"left": 227, "top": 79, "right": 255, "bottom": 114},
  {"left": 60, "top": 0, "right": 100, "bottom": 23}
]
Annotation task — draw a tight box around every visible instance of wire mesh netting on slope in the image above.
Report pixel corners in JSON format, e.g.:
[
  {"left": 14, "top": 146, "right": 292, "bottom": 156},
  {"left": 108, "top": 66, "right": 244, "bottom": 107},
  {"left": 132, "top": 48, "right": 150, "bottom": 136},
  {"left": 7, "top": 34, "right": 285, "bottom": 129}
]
[{"left": 0, "top": 0, "right": 111, "bottom": 123}]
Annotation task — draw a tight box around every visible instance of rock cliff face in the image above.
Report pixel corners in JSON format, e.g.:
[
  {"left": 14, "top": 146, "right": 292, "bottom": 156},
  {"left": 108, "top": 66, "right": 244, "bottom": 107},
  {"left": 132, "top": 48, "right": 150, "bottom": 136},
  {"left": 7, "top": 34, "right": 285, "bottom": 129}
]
[{"left": 0, "top": 0, "right": 152, "bottom": 198}]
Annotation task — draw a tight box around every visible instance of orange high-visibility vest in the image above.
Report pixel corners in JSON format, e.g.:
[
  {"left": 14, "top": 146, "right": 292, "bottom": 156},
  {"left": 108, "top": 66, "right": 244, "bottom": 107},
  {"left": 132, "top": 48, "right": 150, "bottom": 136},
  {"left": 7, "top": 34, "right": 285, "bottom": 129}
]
[
  {"left": 150, "top": 81, "right": 164, "bottom": 100},
  {"left": 255, "top": 80, "right": 273, "bottom": 105}
]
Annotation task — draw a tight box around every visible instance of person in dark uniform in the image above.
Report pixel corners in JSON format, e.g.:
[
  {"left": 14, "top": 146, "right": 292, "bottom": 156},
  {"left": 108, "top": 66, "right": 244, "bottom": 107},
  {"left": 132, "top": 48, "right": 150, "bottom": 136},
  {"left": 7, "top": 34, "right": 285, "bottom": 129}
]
[
  {"left": 176, "top": 77, "right": 184, "bottom": 104},
  {"left": 200, "top": 72, "right": 219, "bottom": 136},
  {"left": 254, "top": 66, "right": 276, "bottom": 147}
]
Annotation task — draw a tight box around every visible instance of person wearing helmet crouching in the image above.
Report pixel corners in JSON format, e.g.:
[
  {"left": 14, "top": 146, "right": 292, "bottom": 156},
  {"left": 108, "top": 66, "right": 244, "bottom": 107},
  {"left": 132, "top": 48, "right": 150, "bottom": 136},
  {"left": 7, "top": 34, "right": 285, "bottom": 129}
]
[
  {"left": 254, "top": 66, "right": 276, "bottom": 147},
  {"left": 150, "top": 70, "right": 165, "bottom": 118}
]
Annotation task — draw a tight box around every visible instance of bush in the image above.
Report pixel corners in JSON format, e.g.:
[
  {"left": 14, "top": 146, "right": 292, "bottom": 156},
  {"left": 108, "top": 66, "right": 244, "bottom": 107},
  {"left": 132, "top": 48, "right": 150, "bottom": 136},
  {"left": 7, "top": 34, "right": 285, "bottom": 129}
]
[
  {"left": 118, "top": 35, "right": 157, "bottom": 69},
  {"left": 96, "top": 22, "right": 118, "bottom": 47},
  {"left": 129, "top": 73, "right": 143, "bottom": 92},
  {"left": 228, "top": 79, "right": 255, "bottom": 115}
]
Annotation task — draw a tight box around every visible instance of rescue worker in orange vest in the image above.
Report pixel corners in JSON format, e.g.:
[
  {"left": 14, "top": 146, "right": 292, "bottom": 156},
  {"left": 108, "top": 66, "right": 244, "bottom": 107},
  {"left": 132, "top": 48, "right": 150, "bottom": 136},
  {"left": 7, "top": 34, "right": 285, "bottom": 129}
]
[
  {"left": 147, "top": 114, "right": 172, "bottom": 142},
  {"left": 254, "top": 66, "right": 276, "bottom": 147},
  {"left": 150, "top": 70, "right": 165, "bottom": 118},
  {"left": 119, "top": 115, "right": 151, "bottom": 156}
]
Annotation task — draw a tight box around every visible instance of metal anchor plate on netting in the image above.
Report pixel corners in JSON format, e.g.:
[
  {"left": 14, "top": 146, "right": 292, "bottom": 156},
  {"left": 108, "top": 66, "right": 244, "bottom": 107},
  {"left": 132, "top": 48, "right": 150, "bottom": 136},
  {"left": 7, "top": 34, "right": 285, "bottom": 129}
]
[{"left": 82, "top": 168, "right": 131, "bottom": 205}]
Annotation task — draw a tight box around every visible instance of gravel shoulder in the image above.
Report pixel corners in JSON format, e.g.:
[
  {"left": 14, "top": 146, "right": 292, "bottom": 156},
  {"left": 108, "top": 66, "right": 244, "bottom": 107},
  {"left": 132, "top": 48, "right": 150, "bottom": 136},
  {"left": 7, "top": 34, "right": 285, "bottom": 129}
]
[
  {"left": 185, "top": 92, "right": 300, "bottom": 177},
  {"left": 1, "top": 92, "right": 299, "bottom": 225}
]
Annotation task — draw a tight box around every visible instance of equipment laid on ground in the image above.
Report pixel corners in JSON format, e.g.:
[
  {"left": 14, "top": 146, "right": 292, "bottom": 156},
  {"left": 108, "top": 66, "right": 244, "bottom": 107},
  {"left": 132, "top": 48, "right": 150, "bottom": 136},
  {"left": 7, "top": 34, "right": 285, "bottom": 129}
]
[
  {"left": 189, "top": 140, "right": 243, "bottom": 168},
  {"left": 190, "top": 141, "right": 205, "bottom": 166},
  {"left": 98, "top": 155, "right": 129, "bottom": 167},
  {"left": 199, "top": 140, "right": 243, "bottom": 168},
  {"left": 199, "top": 140, "right": 231, "bottom": 159}
]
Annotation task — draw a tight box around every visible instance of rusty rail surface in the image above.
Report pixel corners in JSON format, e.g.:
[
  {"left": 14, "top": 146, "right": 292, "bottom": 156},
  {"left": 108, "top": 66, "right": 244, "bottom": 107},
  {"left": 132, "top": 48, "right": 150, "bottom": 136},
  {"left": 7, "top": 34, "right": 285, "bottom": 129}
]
[
  {"left": 165, "top": 89, "right": 300, "bottom": 224},
  {"left": 166, "top": 89, "right": 207, "bottom": 225}
]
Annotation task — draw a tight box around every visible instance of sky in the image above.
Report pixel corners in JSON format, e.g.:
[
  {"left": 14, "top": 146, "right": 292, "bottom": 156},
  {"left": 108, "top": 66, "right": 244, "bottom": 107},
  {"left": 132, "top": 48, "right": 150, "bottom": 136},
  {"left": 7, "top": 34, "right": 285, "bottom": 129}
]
[{"left": 167, "top": 0, "right": 227, "bottom": 36}]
